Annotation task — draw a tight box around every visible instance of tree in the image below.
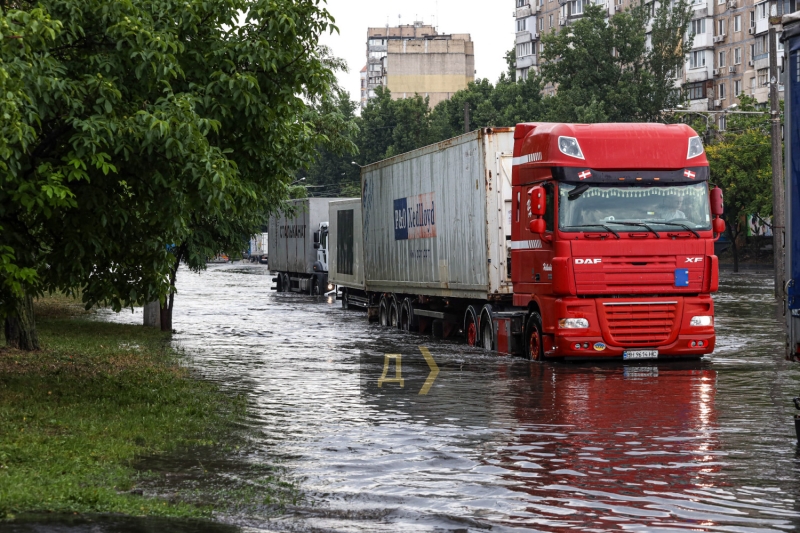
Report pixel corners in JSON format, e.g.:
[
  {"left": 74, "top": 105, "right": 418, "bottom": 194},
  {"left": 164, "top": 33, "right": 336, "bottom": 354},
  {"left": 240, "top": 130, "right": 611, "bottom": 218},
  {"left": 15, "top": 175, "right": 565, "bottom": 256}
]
[
  {"left": 430, "top": 74, "right": 545, "bottom": 139},
  {"left": 705, "top": 96, "right": 774, "bottom": 272},
  {"left": 505, "top": 47, "right": 517, "bottom": 82},
  {"left": 540, "top": 0, "right": 693, "bottom": 123},
  {"left": 0, "top": 0, "right": 346, "bottom": 344}
]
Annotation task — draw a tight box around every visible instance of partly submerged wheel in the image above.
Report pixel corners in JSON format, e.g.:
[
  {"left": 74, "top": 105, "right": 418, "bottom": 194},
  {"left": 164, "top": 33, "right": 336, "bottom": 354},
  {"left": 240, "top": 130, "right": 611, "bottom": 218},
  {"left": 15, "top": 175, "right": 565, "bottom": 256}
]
[
  {"left": 379, "top": 296, "right": 390, "bottom": 326},
  {"left": 481, "top": 318, "right": 493, "bottom": 351},
  {"left": 342, "top": 289, "right": 350, "bottom": 310},
  {"left": 525, "top": 311, "right": 544, "bottom": 362},
  {"left": 464, "top": 306, "right": 479, "bottom": 347},
  {"left": 390, "top": 299, "right": 399, "bottom": 328},
  {"left": 282, "top": 273, "right": 291, "bottom": 293}
]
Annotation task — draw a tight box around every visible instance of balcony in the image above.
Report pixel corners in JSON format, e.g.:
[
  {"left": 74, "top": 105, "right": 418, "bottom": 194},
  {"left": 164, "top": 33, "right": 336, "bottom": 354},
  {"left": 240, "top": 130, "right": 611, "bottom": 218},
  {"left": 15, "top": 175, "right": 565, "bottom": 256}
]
[
  {"left": 516, "top": 31, "right": 533, "bottom": 44},
  {"left": 692, "top": 32, "right": 713, "bottom": 49},
  {"left": 755, "top": 16, "right": 769, "bottom": 34},
  {"left": 516, "top": 5, "right": 533, "bottom": 17}
]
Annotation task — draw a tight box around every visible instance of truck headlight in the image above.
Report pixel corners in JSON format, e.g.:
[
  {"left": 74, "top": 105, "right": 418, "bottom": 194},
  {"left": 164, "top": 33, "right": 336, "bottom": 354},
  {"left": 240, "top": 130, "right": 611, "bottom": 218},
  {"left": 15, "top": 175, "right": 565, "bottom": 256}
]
[
  {"left": 559, "top": 318, "right": 589, "bottom": 329},
  {"left": 687, "top": 136, "right": 704, "bottom": 159},
  {"left": 690, "top": 316, "right": 713, "bottom": 326}
]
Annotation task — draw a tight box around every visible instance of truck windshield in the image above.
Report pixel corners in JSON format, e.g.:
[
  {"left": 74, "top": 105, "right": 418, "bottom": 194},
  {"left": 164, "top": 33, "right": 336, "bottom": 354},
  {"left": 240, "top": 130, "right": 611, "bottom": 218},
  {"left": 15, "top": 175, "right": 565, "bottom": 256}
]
[{"left": 559, "top": 182, "right": 711, "bottom": 233}]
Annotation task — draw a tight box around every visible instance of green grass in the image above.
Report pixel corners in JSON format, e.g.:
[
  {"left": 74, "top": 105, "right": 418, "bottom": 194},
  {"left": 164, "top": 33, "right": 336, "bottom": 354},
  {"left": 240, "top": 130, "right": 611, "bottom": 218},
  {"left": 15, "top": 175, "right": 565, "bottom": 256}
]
[{"left": 0, "top": 297, "right": 247, "bottom": 520}]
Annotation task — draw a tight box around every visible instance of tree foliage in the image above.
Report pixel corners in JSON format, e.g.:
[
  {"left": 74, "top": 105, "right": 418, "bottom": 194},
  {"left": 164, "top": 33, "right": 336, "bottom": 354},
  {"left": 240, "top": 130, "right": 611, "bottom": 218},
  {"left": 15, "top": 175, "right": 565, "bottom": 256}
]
[
  {"left": 540, "top": 0, "right": 693, "bottom": 123},
  {"left": 705, "top": 95, "right": 774, "bottom": 270},
  {"left": 0, "top": 0, "right": 347, "bottom": 339}
]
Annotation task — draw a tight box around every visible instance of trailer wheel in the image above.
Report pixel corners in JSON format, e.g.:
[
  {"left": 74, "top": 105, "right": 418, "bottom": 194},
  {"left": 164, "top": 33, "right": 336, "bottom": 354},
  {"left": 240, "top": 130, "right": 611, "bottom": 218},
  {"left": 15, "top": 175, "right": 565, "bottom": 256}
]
[
  {"left": 481, "top": 319, "right": 494, "bottom": 351},
  {"left": 282, "top": 273, "right": 291, "bottom": 292},
  {"left": 309, "top": 275, "right": 321, "bottom": 296},
  {"left": 342, "top": 289, "right": 350, "bottom": 310},
  {"left": 464, "top": 306, "right": 480, "bottom": 347},
  {"left": 400, "top": 298, "right": 417, "bottom": 331},
  {"left": 276, "top": 272, "right": 285, "bottom": 292},
  {"left": 390, "top": 298, "right": 399, "bottom": 328},
  {"left": 379, "top": 296, "right": 390, "bottom": 326},
  {"left": 525, "top": 312, "right": 544, "bottom": 362}
]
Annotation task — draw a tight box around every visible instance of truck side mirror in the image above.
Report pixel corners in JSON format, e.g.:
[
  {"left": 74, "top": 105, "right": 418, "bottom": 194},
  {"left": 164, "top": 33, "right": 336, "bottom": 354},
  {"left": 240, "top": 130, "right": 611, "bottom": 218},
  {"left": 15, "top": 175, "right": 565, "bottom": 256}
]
[
  {"left": 529, "top": 218, "right": 546, "bottom": 234},
  {"left": 529, "top": 186, "right": 546, "bottom": 217},
  {"left": 713, "top": 217, "right": 726, "bottom": 234},
  {"left": 710, "top": 187, "right": 724, "bottom": 216},
  {"left": 313, "top": 231, "right": 320, "bottom": 244}
]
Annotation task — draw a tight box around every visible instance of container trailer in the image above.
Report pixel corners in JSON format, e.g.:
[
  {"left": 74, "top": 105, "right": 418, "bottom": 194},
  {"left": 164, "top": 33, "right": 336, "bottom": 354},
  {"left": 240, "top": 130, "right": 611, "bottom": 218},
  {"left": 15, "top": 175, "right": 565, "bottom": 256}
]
[{"left": 332, "top": 124, "right": 725, "bottom": 361}]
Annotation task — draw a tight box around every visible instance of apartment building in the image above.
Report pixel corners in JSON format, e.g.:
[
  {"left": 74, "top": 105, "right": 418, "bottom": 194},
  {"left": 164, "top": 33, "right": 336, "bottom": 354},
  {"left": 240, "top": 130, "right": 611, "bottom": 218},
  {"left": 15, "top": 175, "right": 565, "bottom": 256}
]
[
  {"left": 365, "top": 22, "right": 475, "bottom": 109},
  {"left": 514, "top": 0, "right": 797, "bottom": 127}
]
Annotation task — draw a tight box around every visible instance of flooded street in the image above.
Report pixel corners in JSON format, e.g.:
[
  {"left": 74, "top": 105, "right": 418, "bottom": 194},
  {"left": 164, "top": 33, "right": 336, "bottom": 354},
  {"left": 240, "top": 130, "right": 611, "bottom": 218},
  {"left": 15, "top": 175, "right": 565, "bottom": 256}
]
[{"left": 103, "top": 266, "right": 800, "bottom": 532}]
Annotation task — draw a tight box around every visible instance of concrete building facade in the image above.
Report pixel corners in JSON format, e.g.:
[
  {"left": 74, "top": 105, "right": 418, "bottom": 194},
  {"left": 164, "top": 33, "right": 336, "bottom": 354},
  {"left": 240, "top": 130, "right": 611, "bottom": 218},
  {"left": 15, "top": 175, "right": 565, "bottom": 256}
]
[
  {"left": 365, "top": 22, "right": 475, "bottom": 109},
  {"left": 513, "top": 0, "right": 796, "bottom": 128}
]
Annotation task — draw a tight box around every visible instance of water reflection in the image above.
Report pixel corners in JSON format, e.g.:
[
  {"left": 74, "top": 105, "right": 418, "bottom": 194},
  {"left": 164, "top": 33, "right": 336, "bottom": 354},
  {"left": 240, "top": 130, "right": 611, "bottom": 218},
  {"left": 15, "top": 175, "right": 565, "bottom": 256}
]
[{"left": 91, "top": 266, "right": 800, "bottom": 532}]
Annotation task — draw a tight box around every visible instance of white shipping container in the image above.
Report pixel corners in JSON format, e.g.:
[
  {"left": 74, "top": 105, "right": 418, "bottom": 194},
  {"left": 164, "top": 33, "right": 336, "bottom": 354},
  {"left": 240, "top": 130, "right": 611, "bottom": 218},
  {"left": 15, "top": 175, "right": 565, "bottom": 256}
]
[
  {"left": 328, "top": 199, "right": 365, "bottom": 290},
  {"left": 361, "top": 128, "right": 515, "bottom": 299},
  {"left": 268, "top": 198, "right": 333, "bottom": 275}
]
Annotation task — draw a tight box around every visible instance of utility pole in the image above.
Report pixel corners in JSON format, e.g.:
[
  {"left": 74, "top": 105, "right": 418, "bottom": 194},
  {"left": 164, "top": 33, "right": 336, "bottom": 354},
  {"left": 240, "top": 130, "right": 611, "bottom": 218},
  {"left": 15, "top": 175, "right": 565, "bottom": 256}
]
[
  {"left": 464, "top": 102, "right": 470, "bottom": 134},
  {"left": 769, "top": 26, "right": 786, "bottom": 320}
]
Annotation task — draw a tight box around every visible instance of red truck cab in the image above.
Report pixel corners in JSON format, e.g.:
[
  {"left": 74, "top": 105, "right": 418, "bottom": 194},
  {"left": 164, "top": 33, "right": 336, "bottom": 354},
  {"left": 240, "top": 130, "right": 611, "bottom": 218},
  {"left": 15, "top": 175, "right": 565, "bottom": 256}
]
[{"left": 510, "top": 123, "right": 725, "bottom": 361}]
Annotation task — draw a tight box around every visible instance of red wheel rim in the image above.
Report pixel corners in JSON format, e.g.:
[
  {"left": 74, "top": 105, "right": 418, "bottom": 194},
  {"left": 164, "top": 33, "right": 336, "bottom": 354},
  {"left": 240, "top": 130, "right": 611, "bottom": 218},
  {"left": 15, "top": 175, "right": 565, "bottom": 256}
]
[
  {"left": 529, "top": 328, "right": 540, "bottom": 360},
  {"left": 467, "top": 321, "right": 477, "bottom": 346}
]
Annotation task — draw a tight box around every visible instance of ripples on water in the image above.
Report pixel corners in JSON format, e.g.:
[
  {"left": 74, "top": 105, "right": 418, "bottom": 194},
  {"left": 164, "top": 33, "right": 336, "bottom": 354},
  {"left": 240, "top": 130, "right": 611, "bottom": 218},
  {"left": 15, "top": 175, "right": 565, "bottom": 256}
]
[{"left": 100, "top": 266, "right": 800, "bottom": 533}]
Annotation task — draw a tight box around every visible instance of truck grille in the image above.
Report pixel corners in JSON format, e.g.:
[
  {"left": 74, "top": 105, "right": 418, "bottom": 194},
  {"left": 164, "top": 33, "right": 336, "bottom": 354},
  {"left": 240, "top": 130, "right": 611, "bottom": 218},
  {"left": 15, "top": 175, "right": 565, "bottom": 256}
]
[{"left": 602, "top": 301, "right": 678, "bottom": 346}]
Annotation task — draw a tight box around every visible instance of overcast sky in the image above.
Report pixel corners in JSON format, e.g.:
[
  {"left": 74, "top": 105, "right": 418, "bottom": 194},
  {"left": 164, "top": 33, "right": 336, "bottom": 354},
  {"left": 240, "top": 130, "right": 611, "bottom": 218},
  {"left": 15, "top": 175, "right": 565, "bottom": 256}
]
[{"left": 318, "top": 0, "right": 515, "bottom": 106}]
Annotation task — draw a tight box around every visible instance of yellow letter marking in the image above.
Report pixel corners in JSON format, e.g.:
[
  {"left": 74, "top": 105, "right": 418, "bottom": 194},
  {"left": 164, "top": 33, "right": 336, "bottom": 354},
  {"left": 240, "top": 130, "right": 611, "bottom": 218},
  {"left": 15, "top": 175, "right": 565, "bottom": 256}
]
[
  {"left": 378, "top": 354, "right": 404, "bottom": 388},
  {"left": 419, "top": 347, "right": 439, "bottom": 395}
]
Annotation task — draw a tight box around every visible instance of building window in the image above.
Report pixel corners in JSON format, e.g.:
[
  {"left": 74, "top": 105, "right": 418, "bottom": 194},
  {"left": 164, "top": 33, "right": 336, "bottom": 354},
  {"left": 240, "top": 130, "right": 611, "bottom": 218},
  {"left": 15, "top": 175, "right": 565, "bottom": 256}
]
[
  {"left": 758, "top": 68, "right": 768, "bottom": 87},
  {"left": 570, "top": 0, "right": 585, "bottom": 15},
  {"left": 750, "top": 76, "right": 756, "bottom": 91},
  {"left": 690, "top": 18, "right": 706, "bottom": 36},
  {"left": 718, "top": 83, "right": 726, "bottom": 99},
  {"left": 757, "top": 2, "right": 767, "bottom": 20},
  {"left": 516, "top": 42, "right": 534, "bottom": 57},
  {"left": 734, "top": 47, "right": 741, "bottom": 64},
  {"left": 690, "top": 51, "right": 706, "bottom": 69},
  {"left": 750, "top": 11, "right": 755, "bottom": 27},
  {"left": 777, "top": 33, "right": 784, "bottom": 52},
  {"left": 750, "top": 43, "right": 755, "bottom": 60},
  {"left": 719, "top": 115, "right": 727, "bottom": 131},
  {"left": 539, "top": 17, "right": 544, "bottom": 30},
  {"left": 734, "top": 15, "right": 741, "bottom": 32},
  {"left": 686, "top": 82, "right": 706, "bottom": 100},
  {"left": 717, "top": 19, "right": 726, "bottom": 36},
  {"left": 755, "top": 35, "right": 769, "bottom": 57},
  {"left": 549, "top": 14, "right": 554, "bottom": 27},
  {"left": 517, "top": 18, "right": 527, "bottom": 31},
  {"left": 734, "top": 79, "right": 741, "bottom": 95},
  {"left": 719, "top": 50, "right": 726, "bottom": 67},
  {"left": 517, "top": 0, "right": 528, "bottom": 6}
]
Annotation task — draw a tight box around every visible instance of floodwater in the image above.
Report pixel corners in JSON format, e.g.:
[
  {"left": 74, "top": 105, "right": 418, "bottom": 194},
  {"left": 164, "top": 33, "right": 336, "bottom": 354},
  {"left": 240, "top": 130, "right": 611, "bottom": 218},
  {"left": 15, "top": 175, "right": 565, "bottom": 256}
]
[{"left": 12, "top": 266, "right": 800, "bottom": 533}]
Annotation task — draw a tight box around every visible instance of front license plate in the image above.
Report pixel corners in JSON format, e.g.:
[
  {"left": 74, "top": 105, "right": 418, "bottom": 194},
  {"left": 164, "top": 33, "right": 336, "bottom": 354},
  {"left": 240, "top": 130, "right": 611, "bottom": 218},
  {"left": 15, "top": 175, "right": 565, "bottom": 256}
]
[{"left": 623, "top": 350, "right": 659, "bottom": 360}]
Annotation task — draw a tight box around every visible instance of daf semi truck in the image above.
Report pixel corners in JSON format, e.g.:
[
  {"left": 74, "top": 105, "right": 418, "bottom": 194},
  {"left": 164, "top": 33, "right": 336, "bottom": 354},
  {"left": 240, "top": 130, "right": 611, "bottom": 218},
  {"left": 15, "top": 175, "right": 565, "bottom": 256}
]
[
  {"left": 269, "top": 198, "right": 337, "bottom": 295},
  {"left": 331, "top": 123, "right": 725, "bottom": 361}
]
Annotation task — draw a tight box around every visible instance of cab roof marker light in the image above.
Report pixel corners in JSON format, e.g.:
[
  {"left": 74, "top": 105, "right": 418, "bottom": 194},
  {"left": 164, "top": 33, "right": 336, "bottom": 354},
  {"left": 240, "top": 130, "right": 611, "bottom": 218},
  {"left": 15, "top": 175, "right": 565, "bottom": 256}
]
[
  {"left": 558, "top": 136, "right": 585, "bottom": 160},
  {"left": 687, "top": 136, "right": 704, "bottom": 159}
]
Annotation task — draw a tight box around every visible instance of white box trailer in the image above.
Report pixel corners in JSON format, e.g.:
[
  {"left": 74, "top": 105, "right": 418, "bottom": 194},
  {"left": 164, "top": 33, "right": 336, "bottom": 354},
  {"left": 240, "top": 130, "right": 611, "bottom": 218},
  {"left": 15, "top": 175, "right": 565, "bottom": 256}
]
[
  {"left": 268, "top": 198, "right": 337, "bottom": 295},
  {"left": 362, "top": 128, "right": 514, "bottom": 299},
  {"left": 248, "top": 233, "right": 269, "bottom": 264}
]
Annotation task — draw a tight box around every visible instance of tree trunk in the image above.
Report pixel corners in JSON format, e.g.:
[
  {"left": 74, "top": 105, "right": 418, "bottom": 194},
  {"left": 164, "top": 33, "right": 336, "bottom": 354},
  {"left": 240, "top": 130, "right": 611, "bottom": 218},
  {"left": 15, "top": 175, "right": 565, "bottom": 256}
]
[
  {"left": 160, "top": 246, "right": 184, "bottom": 333},
  {"left": 726, "top": 222, "right": 739, "bottom": 273},
  {"left": 5, "top": 295, "right": 40, "bottom": 351}
]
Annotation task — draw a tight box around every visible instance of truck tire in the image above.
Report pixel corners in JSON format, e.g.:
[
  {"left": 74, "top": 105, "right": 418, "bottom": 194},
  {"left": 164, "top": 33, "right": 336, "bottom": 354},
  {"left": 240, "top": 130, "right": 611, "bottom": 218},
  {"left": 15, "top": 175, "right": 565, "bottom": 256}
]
[
  {"left": 482, "top": 319, "right": 494, "bottom": 351},
  {"left": 379, "top": 296, "right": 390, "bottom": 327},
  {"left": 342, "top": 289, "right": 350, "bottom": 309},
  {"left": 276, "top": 272, "right": 285, "bottom": 292},
  {"left": 400, "top": 298, "right": 417, "bottom": 332},
  {"left": 282, "top": 273, "right": 291, "bottom": 292},
  {"left": 525, "top": 312, "right": 544, "bottom": 362},
  {"left": 309, "top": 275, "right": 318, "bottom": 296},
  {"left": 390, "top": 298, "right": 400, "bottom": 328},
  {"left": 464, "top": 306, "right": 480, "bottom": 347}
]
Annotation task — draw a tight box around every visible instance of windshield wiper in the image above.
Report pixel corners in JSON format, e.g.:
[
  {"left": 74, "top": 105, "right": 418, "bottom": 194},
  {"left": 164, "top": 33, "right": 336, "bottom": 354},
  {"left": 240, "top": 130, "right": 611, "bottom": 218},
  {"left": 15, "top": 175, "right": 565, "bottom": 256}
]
[
  {"left": 641, "top": 220, "right": 701, "bottom": 238},
  {"left": 604, "top": 221, "right": 660, "bottom": 239},
  {"left": 564, "top": 224, "right": 621, "bottom": 239},
  {"left": 568, "top": 184, "right": 591, "bottom": 201}
]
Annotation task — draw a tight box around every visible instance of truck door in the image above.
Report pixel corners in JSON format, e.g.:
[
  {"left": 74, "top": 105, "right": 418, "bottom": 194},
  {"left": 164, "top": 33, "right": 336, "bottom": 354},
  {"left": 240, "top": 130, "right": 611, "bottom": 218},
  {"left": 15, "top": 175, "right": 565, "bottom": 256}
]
[
  {"left": 512, "top": 180, "right": 555, "bottom": 295},
  {"left": 497, "top": 152, "right": 514, "bottom": 285}
]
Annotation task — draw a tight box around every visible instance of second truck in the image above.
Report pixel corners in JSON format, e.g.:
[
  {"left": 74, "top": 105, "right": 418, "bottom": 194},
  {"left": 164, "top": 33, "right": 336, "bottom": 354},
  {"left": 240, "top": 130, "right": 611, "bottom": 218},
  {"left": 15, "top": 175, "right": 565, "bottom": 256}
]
[{"left": 329, "top": 123, "right": 725, "bottom": 361}]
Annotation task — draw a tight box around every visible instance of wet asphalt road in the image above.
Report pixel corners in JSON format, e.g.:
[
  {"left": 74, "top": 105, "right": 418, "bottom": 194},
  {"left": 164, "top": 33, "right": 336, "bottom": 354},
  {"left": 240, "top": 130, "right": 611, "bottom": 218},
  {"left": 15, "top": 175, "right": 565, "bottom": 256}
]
[{"left": 5, "top": 265, "right": 800, "bottom": 533}]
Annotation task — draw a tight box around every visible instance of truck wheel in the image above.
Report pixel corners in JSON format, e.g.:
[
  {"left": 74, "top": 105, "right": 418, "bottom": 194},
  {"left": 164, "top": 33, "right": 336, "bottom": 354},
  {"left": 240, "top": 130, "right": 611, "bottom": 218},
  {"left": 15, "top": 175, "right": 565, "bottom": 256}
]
[
  {"left": 464, "top": 306, "right": 480, "bottom": 347},
  {"left": 481, "top": 319, "right": 494, "bottom": 351},
  {"left": 379, "top": 296, "right": 390, "bottom": 326},
  {"left": 390, "top": 298, "right": 399, "bottom": 328},
  {"left": 276, "top": 272, "right": 285, "bottom": 292},
  {"left": 525, "top": 312, "right": 544, "bottom": 362},
  {"left": 282, "top": 273, "right": 291, "bottom": 292},
  {"left": 400, "top": 298, "right": 416, "bottom": 331},
  {"left": 342, "top": 289, "right": 350, "bottom": 310},
  {"left": 309, "top": 275, "right": 319, "bottom": 296}
]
